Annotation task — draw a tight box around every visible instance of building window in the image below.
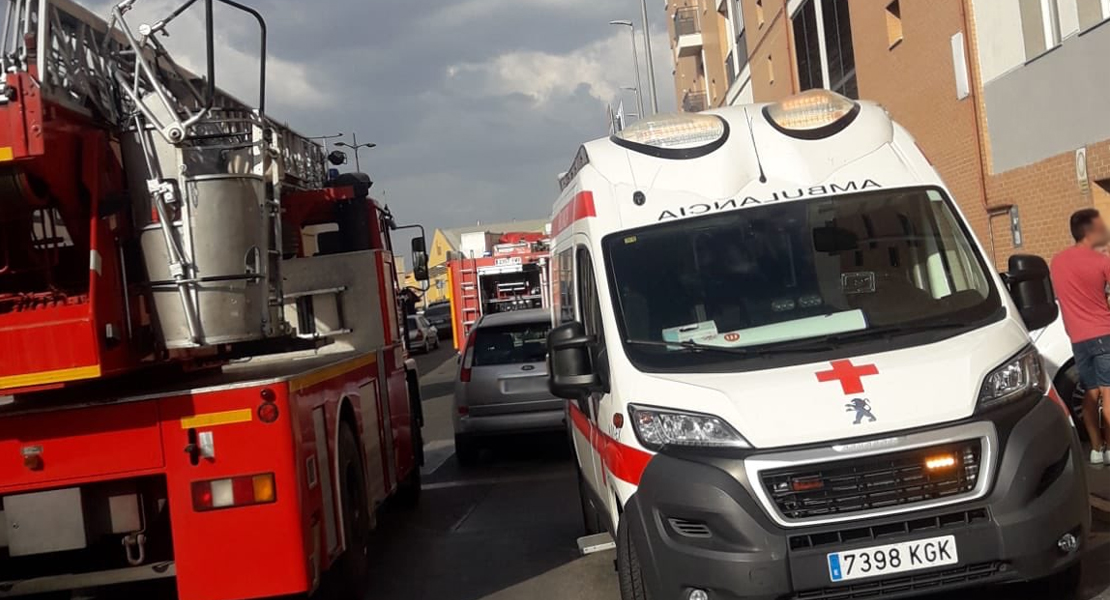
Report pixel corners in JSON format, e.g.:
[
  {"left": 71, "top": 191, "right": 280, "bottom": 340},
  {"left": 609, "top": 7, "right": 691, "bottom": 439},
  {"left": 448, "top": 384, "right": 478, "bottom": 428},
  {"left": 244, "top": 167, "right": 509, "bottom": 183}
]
[
  {"left": 1020, "top": 0, "right": 1061, "bottom": 59},
  {"left": 885, "top": 0, "right": 903, "bottom": 48},
  {"left": 756, "top": 0, "right": 765, "bottom": 27},
  {"left": 791, "top": 0, "right": 858, "bottom": 98},
  {"left": 1077, "top": 0, "right": 1110, "bottom": 29}
]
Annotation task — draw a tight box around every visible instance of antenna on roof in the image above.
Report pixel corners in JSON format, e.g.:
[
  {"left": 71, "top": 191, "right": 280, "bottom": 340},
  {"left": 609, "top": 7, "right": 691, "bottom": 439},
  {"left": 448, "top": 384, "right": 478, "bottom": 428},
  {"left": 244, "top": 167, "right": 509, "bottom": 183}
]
[{"left": 743, "top": 107, "right": 768, "bottom": 184}]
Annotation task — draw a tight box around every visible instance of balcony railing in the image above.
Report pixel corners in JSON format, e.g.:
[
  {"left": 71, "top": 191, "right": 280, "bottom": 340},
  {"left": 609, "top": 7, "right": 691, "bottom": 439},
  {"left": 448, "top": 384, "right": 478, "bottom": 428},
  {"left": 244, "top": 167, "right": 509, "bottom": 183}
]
[
  {"left": 673, "top": 7, "right": 700, "bottom": 38},
  {"left": 682, "top": 91, "right": 708, "bottom": 113}
]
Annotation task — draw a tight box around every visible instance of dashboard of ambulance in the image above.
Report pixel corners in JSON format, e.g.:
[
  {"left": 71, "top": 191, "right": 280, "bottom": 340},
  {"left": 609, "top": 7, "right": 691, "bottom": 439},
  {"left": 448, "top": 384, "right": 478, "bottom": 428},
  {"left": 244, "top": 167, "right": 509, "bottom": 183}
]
[{"left": 603, "top": 187, "right": 1006, "bottom": 373}]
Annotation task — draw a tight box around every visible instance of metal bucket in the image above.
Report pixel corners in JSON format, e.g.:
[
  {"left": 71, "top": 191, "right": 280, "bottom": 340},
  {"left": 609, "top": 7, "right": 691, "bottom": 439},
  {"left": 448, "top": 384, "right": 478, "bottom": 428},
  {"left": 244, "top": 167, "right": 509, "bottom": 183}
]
[{"left": 141, "top": 174, "right": 269, "bottom": 349}]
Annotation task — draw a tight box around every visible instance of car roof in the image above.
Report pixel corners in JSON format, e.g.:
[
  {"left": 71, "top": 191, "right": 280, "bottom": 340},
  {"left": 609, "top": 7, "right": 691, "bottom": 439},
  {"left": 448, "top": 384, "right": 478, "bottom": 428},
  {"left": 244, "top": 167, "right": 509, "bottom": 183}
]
[{"left": 476, "top": 308, "right": 551, "bottom": 328}]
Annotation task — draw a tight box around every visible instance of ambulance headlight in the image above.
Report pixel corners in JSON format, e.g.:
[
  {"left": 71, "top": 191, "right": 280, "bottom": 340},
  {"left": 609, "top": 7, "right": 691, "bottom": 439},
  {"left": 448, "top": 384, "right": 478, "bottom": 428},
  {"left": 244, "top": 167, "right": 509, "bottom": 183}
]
[
  {"left": 612, "top": 113, "right": 728, "bottom": 158},
  {"left": 977, "top": 347, "right": 1045, "bottom": 409},
  {"left": 764, "top": 89, "right": 859, "bottom": 138},
  {"left": 627, "top": 404, "right": 750, "bottom": 450}
]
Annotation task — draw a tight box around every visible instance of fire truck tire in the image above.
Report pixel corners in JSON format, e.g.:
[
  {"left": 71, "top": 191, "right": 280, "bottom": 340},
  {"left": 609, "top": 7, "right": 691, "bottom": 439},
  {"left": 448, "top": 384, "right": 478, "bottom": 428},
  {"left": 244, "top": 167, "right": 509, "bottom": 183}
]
[
  {"left": 334, "top": 425, "right": 371, "bottom": 600},
  {"left": 395, "top": 406, "right": 422, "bottom": 508},
  {"left": 616, "top": 517, "right": 649, "bottom": 600}
]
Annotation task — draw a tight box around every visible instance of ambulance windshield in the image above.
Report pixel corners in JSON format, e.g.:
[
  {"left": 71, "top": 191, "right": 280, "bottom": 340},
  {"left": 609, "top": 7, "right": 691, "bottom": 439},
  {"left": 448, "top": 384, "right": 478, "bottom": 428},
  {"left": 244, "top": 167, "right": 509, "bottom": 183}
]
[{"left": 604, "top": 188, "right": 1002, "bottom": 370}]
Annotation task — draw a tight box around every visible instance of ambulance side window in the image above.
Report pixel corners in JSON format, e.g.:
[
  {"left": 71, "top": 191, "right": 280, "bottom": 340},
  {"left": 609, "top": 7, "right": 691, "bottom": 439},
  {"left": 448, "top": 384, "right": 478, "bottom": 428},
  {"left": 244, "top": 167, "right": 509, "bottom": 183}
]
[{"left": 576, "top": 248, "right": 603, "bottom": 342}]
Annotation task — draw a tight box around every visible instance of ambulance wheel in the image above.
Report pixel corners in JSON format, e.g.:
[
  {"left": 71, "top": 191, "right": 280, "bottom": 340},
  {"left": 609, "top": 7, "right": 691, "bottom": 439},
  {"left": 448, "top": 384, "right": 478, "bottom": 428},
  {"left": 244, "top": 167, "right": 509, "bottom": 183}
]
[
  {"left": 617, "top": 516, "right": 649, "bottom": 600},
  {"left": 1031, "top": 563, "right": 1082, "bottom": 599},
  {"left": 1054, "top": 364, "right": 1089, "bottom": 443},
  {"left": 577, "top": 466, "right": 603, "bottom": 535},
  {"left": 335, "top": 426, "right": 371, "bottom": 600}
]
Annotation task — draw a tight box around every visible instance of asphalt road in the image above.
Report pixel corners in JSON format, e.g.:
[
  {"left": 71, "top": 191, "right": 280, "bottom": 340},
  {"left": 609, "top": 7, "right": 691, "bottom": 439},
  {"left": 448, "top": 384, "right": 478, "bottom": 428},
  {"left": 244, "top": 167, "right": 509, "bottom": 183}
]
[{"left": 372, "top": 348, "right": 1110, "bottom": 600}]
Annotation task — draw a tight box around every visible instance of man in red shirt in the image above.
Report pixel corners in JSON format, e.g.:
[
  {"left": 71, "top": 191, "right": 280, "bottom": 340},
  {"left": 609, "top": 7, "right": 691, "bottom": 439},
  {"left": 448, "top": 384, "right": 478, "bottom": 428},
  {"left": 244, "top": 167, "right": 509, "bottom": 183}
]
[{"left": 1050, "top": 208, "right": 1110, "bottom": 465}]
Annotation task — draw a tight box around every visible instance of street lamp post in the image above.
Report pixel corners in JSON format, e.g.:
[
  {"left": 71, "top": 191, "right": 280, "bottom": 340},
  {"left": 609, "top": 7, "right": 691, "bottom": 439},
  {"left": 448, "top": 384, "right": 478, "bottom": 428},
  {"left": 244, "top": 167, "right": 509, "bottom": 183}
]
[
  {"left": 335, "top": 132, "right": 377, "bottom": 172},
  {"left": 639, "top": 0, "right": 659, "bottom": 114},
  {"left": 610, "top": 20, "right": 645, "bottom": 118}
]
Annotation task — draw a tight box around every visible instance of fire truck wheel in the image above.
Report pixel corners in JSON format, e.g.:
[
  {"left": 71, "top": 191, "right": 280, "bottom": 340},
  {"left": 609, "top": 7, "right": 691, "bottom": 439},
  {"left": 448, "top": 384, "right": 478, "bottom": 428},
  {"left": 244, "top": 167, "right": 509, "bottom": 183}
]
[
  {"left": 395, "top": 407, "right": 422, "bottom": 508},
  {"left": 335, "top": 425, "right": 371, "bottom": 599},
  {"left": 617, "top": 517, "right": 649, "bottom": 600}
]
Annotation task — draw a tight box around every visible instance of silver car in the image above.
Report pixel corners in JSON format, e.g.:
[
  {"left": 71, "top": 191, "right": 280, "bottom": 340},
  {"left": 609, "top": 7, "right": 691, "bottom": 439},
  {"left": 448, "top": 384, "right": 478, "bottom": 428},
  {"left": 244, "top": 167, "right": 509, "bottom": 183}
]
[
  {"left": 407, "top": 314, "right": 439, "bottom": 354},
  {"left": 453, "top": 309, "right": 565, "bottom": 465}
]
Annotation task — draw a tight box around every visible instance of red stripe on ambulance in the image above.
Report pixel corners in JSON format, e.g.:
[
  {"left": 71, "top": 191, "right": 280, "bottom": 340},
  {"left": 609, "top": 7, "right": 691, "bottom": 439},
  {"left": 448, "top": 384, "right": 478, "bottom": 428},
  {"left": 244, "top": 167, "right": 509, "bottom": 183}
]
[
  {"left": 551, "top": 191, "right": 596, "bottom": 236},
  {"left": 569, "top": 403, "right": 652, "bottom": 485}
]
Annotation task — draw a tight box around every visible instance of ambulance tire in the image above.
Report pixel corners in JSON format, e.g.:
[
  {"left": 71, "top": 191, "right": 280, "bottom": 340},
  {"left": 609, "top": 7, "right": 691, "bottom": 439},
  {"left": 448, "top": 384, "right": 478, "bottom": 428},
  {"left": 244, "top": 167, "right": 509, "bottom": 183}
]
[
  {"left": 616, "top": 517, "right": 649, "bottom": 600},
  {"left": 577, "top": 466, "right": 603, "bottom": 535},
  {"left": 334, "top": 426, "right": 371, "bottom": 600}
]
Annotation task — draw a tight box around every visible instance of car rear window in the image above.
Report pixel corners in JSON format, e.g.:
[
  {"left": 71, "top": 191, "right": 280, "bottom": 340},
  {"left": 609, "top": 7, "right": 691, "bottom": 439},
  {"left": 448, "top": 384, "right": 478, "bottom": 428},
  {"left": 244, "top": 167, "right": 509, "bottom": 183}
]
[
  {"left": 425, "top": 305, "right": 450, "bottom": 320},
  {"left": 471, "top": 322, "right": 550, "bottom": 366}
]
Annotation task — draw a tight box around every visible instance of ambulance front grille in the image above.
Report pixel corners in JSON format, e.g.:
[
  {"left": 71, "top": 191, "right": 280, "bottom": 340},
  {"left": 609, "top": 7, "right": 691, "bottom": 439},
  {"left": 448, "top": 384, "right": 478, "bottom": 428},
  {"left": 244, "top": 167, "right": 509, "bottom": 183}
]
[{"left": 761, "top": 440, "right": 982, "bottom": 522}]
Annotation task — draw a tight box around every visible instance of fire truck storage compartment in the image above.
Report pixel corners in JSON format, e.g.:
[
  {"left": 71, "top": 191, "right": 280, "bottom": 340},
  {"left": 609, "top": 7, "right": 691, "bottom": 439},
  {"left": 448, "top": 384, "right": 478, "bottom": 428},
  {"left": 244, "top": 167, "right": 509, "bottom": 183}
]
[
  {"left": 139, "top": 174, "right": 270, "bottom": 349},
  {"left": 479, "top": 263, "right": 544, "bottom": 313},
  {"left": 0, "top": 475, "right": 172, "bottom": 579}
]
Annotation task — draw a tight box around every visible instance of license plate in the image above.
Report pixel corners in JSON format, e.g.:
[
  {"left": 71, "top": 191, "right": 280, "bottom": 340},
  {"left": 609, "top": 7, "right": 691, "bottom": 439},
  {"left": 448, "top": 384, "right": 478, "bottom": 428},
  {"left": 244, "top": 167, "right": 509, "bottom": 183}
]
[{"left": 827, "top": 535, "right": 958, "bottom": 582}]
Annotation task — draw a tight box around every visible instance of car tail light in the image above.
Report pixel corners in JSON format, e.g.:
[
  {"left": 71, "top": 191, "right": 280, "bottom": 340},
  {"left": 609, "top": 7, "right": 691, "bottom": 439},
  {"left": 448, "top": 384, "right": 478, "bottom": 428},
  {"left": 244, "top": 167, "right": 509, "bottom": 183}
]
[
  {"left": 192, "top": 473, "right": 276, "bottom": 511},
  {"left": 459, "top": 329, "right": 478, "bottom": 383}
]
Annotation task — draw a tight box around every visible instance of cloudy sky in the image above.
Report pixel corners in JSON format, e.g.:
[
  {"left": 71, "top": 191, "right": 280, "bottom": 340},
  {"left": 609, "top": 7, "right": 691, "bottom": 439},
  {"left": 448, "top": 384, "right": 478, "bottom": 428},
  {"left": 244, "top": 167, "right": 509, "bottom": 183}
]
[{"left": 94, "top": 0, "right": 676, "bottom": 234}]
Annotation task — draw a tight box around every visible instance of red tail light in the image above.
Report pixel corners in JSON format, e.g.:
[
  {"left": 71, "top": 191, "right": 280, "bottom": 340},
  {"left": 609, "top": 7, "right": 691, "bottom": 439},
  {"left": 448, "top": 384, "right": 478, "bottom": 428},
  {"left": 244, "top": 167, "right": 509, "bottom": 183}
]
[
  {"left": 458, "top": 405, "right": 469, "bottom": 416},
  {"left": 459, "top": 329, "right": 477, "bottom": 383},
  {"left": 192, "top": 473, "right": 276, "bottom": 512}
]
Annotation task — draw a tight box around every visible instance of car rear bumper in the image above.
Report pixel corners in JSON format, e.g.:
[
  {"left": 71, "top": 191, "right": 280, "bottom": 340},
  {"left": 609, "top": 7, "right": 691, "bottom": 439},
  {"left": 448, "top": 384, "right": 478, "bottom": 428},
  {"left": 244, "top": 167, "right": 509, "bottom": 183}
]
[
  {"left": 454, "top": 408, "right": 567, "bottom": 436},
  {"left": 624, "top": 396, "right": 1091, "bottom": 600}
]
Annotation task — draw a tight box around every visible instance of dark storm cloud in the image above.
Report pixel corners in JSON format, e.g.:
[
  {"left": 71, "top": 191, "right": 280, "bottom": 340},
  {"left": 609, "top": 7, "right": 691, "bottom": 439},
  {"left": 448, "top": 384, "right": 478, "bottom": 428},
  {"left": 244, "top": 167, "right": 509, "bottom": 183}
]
[{"left": 93, "top": 0, "right": 677, "bottom": 232}]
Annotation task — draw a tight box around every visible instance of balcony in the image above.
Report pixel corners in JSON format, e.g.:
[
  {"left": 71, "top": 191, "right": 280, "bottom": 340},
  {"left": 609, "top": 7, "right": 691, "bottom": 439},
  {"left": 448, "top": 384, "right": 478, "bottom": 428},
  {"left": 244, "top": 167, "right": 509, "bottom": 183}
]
[
  {"left": 673, "top": 7, "right": 703, "bottom": 58},
  {"left": 682, "top": 90, "right": 708, "bottom": 113}
]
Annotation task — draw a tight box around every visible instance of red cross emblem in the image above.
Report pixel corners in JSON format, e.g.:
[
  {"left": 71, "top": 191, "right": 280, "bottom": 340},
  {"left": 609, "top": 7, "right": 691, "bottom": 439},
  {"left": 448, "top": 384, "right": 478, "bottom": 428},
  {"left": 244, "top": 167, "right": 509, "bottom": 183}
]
[{"left": 816, "top": 360, "right": 879, "bottom": 395}]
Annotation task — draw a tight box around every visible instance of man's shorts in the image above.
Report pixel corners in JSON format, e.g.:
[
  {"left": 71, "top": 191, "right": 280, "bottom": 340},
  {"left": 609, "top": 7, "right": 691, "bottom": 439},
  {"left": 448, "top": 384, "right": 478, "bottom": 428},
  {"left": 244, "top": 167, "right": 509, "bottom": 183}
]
[{"left": 1072, "top": 334, "right": 1110, "bottom": 389}]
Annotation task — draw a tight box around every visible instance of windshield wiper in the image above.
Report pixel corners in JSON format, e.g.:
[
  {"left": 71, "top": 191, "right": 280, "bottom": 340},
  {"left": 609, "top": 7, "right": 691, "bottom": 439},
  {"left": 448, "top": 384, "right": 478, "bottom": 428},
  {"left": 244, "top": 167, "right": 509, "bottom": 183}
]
[
  {"left": 624, "top": 338, "right": 836, "bottom": 356},
  {"left": 825, "top": 321, "right": 967, "bottom": 345}
]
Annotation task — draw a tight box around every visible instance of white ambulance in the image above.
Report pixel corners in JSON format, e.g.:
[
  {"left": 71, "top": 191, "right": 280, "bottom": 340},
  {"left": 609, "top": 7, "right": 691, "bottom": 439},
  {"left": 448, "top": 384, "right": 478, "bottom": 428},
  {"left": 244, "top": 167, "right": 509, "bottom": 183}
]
[{"left": 547, "top": 90, "right": 1090, "bottom": 600}]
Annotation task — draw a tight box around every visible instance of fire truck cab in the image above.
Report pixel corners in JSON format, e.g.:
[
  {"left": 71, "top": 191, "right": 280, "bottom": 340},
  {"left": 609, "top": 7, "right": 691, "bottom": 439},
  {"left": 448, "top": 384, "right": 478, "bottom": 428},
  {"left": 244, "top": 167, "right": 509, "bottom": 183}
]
[
  {"left": 547, "top": 90, "right": 1090, "bottom": 600},
  {"left": 0, "top": 1, "right": 427, "bottom": 599}
]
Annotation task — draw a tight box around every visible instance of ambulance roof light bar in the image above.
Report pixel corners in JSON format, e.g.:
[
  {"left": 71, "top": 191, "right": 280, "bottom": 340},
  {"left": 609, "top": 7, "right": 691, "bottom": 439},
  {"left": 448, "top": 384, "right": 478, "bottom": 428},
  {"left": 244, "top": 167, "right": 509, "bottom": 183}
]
[
  {"left": 763, "top": 89, "right": 860, "bottom": 140},
  {"left": 611, "top": 113, "right": 729, "bottom": 159}
]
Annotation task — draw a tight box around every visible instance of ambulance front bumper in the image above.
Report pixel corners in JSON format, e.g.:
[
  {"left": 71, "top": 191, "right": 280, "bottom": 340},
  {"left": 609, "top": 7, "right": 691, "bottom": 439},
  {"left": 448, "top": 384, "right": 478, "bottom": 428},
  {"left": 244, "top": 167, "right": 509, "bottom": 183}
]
[{"left": 624, "top": 394, "right": 1091, "bottom": 600}]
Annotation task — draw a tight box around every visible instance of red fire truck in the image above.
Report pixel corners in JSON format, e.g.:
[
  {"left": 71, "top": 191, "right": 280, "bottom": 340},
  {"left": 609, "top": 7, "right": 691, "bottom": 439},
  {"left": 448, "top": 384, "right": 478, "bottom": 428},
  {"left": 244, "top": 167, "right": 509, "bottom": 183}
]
[
  {"left": 0, "top": 1, "right": 426, "bottom": 599},
  {"left": 446, "top": 233, "right": 551, "bottom": 349}
]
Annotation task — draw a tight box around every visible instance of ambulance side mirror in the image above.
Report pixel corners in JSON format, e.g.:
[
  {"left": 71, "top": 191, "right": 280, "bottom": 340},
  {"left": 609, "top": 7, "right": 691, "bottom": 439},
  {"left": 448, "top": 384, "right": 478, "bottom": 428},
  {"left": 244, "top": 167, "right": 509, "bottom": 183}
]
[
  {"left": 1004, "top": 254, "right": 1058, "bottom": 331},
  {"left": 547, "top": 321, "right": 600, "bottom": 402}
]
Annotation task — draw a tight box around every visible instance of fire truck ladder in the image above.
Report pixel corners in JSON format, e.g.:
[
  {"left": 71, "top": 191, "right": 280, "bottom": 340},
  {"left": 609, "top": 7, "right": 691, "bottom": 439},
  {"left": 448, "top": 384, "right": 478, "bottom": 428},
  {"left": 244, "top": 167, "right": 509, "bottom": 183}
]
[
  {"left": 456, "top": 255, "right": 481, "bottom": 342},
  {"left": 2, "top": 0, "right": 329, "bottom": 348}
]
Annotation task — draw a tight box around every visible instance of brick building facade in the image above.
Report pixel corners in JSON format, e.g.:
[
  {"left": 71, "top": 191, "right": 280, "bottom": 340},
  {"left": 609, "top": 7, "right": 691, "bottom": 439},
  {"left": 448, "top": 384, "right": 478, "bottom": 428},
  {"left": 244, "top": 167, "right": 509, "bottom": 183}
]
[{"left": 667, "top": 0, "right": 1110, "bottom": 267}]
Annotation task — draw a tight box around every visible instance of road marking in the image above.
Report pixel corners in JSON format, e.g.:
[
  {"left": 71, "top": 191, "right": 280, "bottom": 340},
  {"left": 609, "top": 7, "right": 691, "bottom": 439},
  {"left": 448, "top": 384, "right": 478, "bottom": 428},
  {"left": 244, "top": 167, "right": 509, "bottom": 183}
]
[{"left": 421, "top": 471, "right": 570, "bottom": 491}]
